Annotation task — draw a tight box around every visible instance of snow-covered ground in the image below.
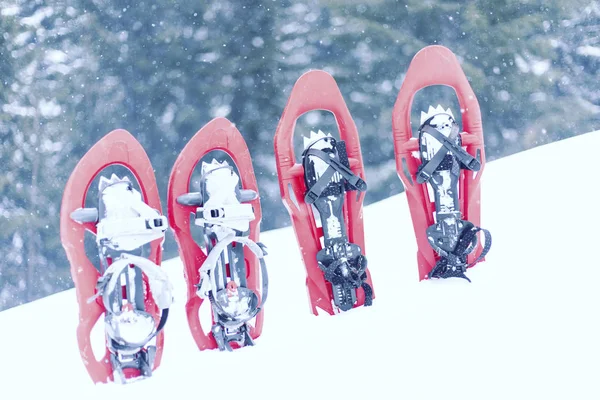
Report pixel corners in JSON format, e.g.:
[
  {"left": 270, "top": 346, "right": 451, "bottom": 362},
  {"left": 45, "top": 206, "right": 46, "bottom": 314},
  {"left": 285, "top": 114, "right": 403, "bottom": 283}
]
[{"left": 1, "top": 132, "right": 598, "bottom": 399}]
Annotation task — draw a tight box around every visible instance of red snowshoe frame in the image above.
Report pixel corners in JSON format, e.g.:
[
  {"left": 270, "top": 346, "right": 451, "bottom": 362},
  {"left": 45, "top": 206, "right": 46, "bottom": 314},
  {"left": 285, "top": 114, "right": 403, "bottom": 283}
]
[
  {"left": 60, "top": 129, "right": 165, "bottom": 384},
  {"left": 167, "top": 117, "right": 264, "bottom": 351},
  {"left": 274, "top": 70, "right": 374, "bottom": 316},
  {"left": 392, "top": 45, "right": 487, "bottom": 281}
]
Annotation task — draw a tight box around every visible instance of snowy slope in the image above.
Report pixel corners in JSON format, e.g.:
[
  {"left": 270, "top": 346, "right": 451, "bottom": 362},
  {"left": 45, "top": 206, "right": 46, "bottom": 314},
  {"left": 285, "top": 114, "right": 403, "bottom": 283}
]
[{"left": 1, "top": 132, "right": 599, "bottom": 400}]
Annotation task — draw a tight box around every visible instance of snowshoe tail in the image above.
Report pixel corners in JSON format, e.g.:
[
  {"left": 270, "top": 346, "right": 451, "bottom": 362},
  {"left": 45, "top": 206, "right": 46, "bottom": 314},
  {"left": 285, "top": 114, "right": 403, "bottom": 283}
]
[
  {"left": 167, "top": 117, "right": 266, "bottom": 351},
  {"left": 274, "top": 70, "right": 375, "bottom": 315},
  {"left": 60, "top": 130, "right": 168, "bottom": 384},
  {"left": 392, "top": 45, "right": 489, "bottom": 281}
]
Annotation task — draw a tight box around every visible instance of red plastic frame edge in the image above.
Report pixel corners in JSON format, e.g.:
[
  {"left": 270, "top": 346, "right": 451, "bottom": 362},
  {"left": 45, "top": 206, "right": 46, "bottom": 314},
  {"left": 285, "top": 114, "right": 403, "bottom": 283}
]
[
  {"left": 59, "top": 129, "right": 165, "bottom": 384},
  {"left": 392, "top": 45, "right": 486, "bottom": 281},
  {"left": 273, "top": 69, "right": 375, "bottom": 316},
  {"left": 167, "top": 117, "right": 264, "bottom": 351}
]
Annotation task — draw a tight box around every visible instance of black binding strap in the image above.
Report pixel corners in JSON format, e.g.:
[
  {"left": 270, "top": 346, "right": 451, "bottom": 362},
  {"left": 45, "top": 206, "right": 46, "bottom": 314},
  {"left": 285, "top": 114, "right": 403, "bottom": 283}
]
[
  {"left": 318, "top": 255, "right": 373, "bottom": 307},
  {"left": 156, "top": 308, "right": 169, "bottom": 332},
  {"left": 417, "top": 125, "right": 481, "bottom": 184},
  {"left": 303, "top": 147, "right": 367, "bottom": 205},
  {"left": 362, "top": 282, "right": 373, "bottom": 306},
  {"left": 428, "top": 225, "right": 492, "bottom": 282}
]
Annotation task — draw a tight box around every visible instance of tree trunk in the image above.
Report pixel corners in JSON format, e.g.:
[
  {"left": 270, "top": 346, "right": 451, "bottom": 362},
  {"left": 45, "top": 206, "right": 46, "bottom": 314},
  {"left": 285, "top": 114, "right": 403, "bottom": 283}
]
[{"left": 26, "top": 115, "right": 40, "bottom": 302}]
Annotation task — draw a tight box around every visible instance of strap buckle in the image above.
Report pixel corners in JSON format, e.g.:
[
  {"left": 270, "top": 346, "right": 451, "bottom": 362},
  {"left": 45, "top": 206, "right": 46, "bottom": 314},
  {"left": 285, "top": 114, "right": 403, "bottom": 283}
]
[
  {"left": 145, "top": 216, "right": 167, "bottom": 231},
  {"left": 305, "top": 189, "right": 319, "bottom": 205},
  {"left": 466, "top": 157, "right": 481, "bottom": 171},
  {"left": 416, "top": 169, "right": 432, "bottom": 184}
]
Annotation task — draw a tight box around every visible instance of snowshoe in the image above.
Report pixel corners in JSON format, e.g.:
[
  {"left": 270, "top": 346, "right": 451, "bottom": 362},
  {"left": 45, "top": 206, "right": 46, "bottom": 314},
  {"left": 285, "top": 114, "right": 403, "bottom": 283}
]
[
  {"left": 60, "top": 130, "right": 172, "bottom": 384},
  {"left": 168, "top": 117, "right": 267, "bottom": 351},
  {"left": 392, "top": 45, "right": 492, "bottom": 281},
  {"left": 274, "top": 70, "right": 374, "bottom": 315}
]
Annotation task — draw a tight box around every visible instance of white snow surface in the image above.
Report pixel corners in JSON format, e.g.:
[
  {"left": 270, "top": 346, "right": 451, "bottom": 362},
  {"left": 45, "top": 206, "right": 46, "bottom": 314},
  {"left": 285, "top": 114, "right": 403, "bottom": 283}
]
[{"left": 1, "top": 132, "right": 599, "bottom": 399}]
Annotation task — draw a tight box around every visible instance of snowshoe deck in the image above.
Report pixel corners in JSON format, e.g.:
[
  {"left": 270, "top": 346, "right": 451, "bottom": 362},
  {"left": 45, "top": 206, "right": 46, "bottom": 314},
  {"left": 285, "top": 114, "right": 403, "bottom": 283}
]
[
  {"left": 392, "top": 45, "right": 490, "bottom": 281},
  {"left": 167, "top": 117, "right": 266, "bottom": 352},
  {"left": 60, "top": 130, "right": 169, "bottom": 384},
  {"left": 274, "top": 70, "right": 374, "bottom": 315}
]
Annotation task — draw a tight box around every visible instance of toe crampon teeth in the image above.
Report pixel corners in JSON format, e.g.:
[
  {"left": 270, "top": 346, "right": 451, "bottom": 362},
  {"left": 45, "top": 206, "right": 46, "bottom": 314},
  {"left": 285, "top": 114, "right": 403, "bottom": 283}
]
[
  {"left": 303, "top": 129, "right": 333, "bottom": 149},
  {"left": 420, "top": 104, "right": 454, "bottom": 125}
]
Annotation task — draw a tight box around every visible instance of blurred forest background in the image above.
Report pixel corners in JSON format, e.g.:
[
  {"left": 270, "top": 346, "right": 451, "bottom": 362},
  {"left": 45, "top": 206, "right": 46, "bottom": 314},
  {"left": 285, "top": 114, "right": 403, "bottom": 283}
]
[{"left": 0, "top": 0, "right": 598, "bottom": 310}]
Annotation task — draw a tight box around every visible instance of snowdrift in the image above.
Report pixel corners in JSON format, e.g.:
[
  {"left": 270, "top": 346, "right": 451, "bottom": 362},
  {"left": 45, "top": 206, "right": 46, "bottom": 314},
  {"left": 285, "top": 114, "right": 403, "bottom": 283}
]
[{"left": 1, "top": 132, "right": 598, "bottom": 400}]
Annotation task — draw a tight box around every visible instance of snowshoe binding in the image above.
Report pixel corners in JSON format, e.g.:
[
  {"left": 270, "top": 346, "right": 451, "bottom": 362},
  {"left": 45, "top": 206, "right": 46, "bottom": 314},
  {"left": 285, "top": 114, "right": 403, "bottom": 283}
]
[
  {"left": 60, "top": 130, "right": 172, "bottom": 384},
  {"left": 302, "top": 131, "right": 371, "bottom": 311},
  {"left": 178, "top": 160, "right": 268, "bottom": 351},
  {"left": 416, "top": 106, "right": 491, "bottom": 282},
  {"left": 168, "top": 117, "right": 267, "bottom": 352},
  {"left": 274, "top": 70, "right": 375, "bottom": 315},
  {"left": 392, "top": 45, "right": 492, "bottom": 281}
]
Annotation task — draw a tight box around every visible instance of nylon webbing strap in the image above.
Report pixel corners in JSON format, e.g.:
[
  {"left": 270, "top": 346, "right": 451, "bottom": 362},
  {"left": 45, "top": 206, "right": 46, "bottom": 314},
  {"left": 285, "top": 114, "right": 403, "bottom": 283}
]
[
  {"left": 464, "top": 227, "right": 492, "bottom": 269},
  {"left": 424, "top": 125, "right": 481, "bottom": 170},
  {"left": 362, "top": 282, "right": 373, "bottom": 306},
  {"left": 319, "top": 255, "right": 372, "bottom": 306},
  {"left": 416, "top": 139, "right": 452, "bottom": 184},
  {"left": 417, "top": 125, "right": 481, "bottom": 184},
  {"left": 320, "top": 258, "right": 346, "bottom": 286},
  {"left": 304, "top": 162, "right": 338, "bottom": 205},
  {"left": 304, "top": 148, "right": 367, "bottom": 204},
  {"left": 428, "top": 225, "right": 492, "bottom": 282}
]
